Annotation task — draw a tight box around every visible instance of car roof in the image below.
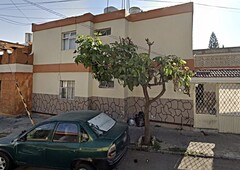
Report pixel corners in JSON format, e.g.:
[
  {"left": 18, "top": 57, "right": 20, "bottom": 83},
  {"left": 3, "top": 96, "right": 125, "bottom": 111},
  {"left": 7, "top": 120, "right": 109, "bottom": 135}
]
[{"left": 47, "top": 110, "right": 101, "bottom": 122}]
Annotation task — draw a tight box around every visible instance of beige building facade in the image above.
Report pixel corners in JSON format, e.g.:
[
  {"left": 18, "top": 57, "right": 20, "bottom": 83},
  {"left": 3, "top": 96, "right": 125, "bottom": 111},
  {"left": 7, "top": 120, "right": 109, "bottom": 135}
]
[{"left": 32, "top": 3, "right": 194, "bottom": 126}]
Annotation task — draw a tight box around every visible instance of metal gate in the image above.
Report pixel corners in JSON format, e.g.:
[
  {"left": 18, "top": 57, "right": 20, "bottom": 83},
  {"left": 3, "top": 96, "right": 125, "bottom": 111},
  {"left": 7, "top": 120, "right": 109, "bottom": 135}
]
[{"left": 195, "top": 83, "right": 240, "bottom": 133}]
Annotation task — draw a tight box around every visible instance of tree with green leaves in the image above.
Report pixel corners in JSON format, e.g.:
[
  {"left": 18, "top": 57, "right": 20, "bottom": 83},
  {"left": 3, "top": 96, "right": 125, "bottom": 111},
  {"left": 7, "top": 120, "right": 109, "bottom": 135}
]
[
  {"left": 74, "top": 35, "right": 194, "bottom": 144},
  {"left": 208, "top": 32, "right": 219, "bottom": 49}
]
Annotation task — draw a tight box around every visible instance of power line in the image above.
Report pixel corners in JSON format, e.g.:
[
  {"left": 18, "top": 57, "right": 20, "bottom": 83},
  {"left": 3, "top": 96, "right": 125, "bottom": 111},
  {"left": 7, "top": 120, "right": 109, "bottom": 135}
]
[
  {"left": 9, "top": 0, "right": 31, "bottom": 22},
  {"left": 0, "top": 0, "right": 82, "bottom": 6},
  {"left": 137, "top": 0, "right": 240, "bottom": 11},
  {"left": 195, "top": 2, "right": 240, "bottom": 11},
  {"left": 0, "top": 6, "right": 104, "bottom": 10},
  {"left": 19, "top": 1, "right": 161, "bottom": 55},
  {"left": 0, "top": 17, "right": 30, "bottom": 25},
  {"left": 0, "top": 14, "right": 58, "bottom": 20},
  {"left": 22, "top": 0, "right": 66, "bottom": 18}
]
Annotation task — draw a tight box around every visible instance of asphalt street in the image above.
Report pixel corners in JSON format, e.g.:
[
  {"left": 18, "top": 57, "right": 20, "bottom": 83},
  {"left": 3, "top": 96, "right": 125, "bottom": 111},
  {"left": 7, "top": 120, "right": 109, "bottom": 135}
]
[{"left": 14, "top": 149, "right": 240, "bottom": 170}]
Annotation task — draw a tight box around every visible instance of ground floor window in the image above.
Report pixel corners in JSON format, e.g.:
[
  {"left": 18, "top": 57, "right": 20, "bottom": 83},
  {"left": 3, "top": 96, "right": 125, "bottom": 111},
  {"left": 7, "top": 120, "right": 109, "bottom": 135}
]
[{"left": 60, "top": 80, "right": 75, "bottom": 99}]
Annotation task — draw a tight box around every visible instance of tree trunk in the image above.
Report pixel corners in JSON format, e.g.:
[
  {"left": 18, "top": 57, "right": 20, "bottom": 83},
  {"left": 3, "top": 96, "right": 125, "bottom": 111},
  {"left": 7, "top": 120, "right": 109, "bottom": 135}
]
[{"left": 143, "top": 102, "right": 151, "bottom": 145}]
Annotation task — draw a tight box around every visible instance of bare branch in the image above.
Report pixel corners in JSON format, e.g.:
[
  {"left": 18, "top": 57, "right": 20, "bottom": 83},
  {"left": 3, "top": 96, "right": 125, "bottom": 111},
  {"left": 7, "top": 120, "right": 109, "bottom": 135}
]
[
  {"left": 149, "top": 82, "right": 166, "bottom": 104},
  {"left": 145, "top": 38, "right": 154, "bottom": 58},
  {"left": 142, "top": 85, "right": 150, "bottom": 102}
]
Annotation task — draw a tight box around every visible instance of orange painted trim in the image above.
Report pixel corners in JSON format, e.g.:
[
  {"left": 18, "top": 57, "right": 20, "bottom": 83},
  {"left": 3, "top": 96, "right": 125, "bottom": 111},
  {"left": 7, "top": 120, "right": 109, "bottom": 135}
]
[
  {"left": 93, "top": 10, "right": 125, "bottom": 23},
  {"left": 32, "top": 3, "right": 193, "bottom": 32},
  {"left": 185, "top": 59, "right": 195, "bottom": 71},
  {"left": 195, "top": 66, "right": 240, "bottom": 70},
  {"left": 32, "top": 13, "right": 94, "bottom": 32},
  {"left": 127, "top": 2, "right": 193, "bottom": 22},
  {"left": 33, "top": 63, "right": 91, "bottom": 73}
]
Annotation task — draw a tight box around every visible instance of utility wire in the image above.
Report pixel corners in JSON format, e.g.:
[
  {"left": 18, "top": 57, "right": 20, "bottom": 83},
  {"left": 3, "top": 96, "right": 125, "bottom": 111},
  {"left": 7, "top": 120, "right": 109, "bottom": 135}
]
[
  {"left": 3, "top": 0, "right": 240, "bottom": 54},
  {"left": 0, "top": 17, "right": 30, "bottom": 25},
  {"left": 195, "top": 2, "right": 240, "bottom": 11},
  {"left": 137, "top": 0, "right": 240, "bottom": 11},
  {"left": 10, "top": 1, "right": 161, "bottom": 55},
  {"left": 0, "top": 14, "right": 58, "bottom": 20},
  {"left": 0, "top": 0, "right": 81, "bottom": 6},
  {"left": 22, "top": 0, "right": 66, "bottom": 18},
  {"left": 9, "top": 0, "right": 31, "bottom": 22}
]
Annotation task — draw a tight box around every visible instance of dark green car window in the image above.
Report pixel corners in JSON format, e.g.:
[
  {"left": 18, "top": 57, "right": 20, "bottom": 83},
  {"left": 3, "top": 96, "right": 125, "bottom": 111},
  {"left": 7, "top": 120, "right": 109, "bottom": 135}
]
[
  {"left": 27, "top": 123, "right": 55, "bottom": 141},
  {"left": 53, "top": 123, "right": 79, "bottom": 143}
]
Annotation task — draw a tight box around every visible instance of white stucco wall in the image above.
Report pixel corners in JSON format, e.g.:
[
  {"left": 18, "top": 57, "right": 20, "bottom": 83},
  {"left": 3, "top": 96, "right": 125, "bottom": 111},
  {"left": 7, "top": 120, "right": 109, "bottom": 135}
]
[
  {"left": 33, "top": 72, "right": 92, "bottom": 97},
  {"left": 33, "top": 21, "right": 93, "bottom": 65},
  {"left": 129, "top": 13, "right": 193, "bottom": 59},
  {"left": 32, "top": 10, "right": 193, "bottom": 100}
]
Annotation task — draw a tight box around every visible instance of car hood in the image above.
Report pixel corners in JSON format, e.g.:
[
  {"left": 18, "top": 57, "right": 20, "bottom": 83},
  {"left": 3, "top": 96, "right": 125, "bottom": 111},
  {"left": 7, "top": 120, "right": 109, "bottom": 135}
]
[
  {"left": 101, "top": 122, "right": 128, "bottom": 140},
  {"left": 0, "top": 136, "right": 15, "bottom": 145}
]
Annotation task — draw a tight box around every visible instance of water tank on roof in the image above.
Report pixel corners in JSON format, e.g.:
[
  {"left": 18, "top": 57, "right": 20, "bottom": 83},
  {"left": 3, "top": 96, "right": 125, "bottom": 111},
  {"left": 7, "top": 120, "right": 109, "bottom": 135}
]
[
  {"left": 25, "top": 33, "right": 32, "bottom": 44},
  {"left": 104, "top": 6, "right": 118, "bottom": 13},
  {"left": 129, "top": 7, "right": 143, "bottom": 14}
]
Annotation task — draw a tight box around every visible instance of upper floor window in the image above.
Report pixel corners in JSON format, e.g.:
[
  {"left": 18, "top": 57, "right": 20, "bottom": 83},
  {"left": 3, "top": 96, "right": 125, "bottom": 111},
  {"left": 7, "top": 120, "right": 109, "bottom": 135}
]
[
  {"left": 62, "top": 31, "right": 76, "bottom": 50},
  {"left": 94, "top": 28, "right": 111, "bottom": 36},
  {"left": 99, "top": 81, "right": 114, "bottom": 88},
  {"left": 60, "top": 80, "right": 75, "bottom": 99}
]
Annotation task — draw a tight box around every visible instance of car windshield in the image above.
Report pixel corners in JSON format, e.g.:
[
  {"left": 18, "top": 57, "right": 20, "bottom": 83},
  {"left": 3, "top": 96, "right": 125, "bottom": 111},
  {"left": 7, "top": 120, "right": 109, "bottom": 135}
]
[{"left": 87, "top": 113, "right": 116, "bottom": 135}]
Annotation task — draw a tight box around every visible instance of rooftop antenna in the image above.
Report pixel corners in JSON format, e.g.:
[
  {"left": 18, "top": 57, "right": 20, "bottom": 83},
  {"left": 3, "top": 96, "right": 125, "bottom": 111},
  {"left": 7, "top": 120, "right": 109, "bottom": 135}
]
[
  {"left": 122, "top": 0, "right": 125, "bottom": 9},
  {"left": 106, "top": 0, "right": 109, "bottom": 12},
  {"left": 126, "top": 0, "right": 130, "bottom": 12}
]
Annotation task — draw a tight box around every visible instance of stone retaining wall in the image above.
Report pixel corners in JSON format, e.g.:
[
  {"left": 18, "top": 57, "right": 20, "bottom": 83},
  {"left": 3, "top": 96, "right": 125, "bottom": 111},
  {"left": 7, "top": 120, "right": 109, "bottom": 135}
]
[{"left": 32, "top": 93, "right": 193, "bottom": 126}]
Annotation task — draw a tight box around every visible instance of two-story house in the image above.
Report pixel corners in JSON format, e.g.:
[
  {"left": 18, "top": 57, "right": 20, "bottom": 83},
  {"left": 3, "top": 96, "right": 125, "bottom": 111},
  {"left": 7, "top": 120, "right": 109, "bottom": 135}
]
[{"left": 32, "top": 3, "right": 194, "bottom": 127}]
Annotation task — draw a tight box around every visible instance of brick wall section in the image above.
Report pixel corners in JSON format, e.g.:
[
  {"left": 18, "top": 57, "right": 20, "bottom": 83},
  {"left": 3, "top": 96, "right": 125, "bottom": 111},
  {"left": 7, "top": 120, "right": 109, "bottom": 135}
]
[
  {"left": 0, "top": 73, "right": 16, "bottom": 114},
  {"left": 0, "top": 73, "right": 32, "bottom": 115},
  {"left": 0, "top": 45, "right": 33, "bottom": 65},
  {"left": 15, "top": 73, "right": 33, "bottom": 114},
  {"left": 1, "top": 50, "right": 9, "bottom": 64}
]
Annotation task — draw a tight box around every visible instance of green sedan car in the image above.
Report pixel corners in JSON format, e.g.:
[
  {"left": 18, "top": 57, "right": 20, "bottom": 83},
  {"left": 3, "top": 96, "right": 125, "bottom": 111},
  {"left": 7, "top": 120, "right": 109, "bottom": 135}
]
[{"left": 0, "top": 110, "right": 129, "bottom": 170}]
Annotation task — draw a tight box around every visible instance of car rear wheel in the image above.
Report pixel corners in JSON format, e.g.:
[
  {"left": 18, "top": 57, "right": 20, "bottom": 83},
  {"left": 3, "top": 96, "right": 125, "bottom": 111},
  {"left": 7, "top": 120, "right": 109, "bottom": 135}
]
[
  {"left": 0, "top": 152, "right": 11, "bottom": 170},
  {"left": 75, "top": 163, "right": 95, "bottom": 170}
]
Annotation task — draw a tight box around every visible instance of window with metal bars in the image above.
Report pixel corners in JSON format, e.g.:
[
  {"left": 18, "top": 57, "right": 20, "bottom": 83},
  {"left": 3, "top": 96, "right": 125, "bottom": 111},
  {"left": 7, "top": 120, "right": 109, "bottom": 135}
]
[
  {"left": 94, "top": 28, "right": 111, "bottom": 36},
  {"left": 59, "top": 80, "right": 75, "bottom": 99},
  {"left": 62, "top": 31, "right": 76, "bottom": 50},
  {"left": 195, "top": 83, "right": 217, "bottom": 115}
]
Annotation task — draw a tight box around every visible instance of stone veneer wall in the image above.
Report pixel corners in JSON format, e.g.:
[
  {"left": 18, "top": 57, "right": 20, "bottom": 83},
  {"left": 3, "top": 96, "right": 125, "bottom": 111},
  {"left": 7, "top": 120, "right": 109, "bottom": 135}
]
[
  {"left": 32, "top": 94, "right": 89, "bottom": 115},
  {"left": 32, "top": 93, "right": 193, "bottom": 126}
]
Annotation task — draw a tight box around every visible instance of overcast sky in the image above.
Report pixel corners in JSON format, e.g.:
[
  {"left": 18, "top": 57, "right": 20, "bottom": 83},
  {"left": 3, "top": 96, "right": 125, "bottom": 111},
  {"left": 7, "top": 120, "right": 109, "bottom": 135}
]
[{"left": 0, "top": 0, "right": 240, "bottom": 49}]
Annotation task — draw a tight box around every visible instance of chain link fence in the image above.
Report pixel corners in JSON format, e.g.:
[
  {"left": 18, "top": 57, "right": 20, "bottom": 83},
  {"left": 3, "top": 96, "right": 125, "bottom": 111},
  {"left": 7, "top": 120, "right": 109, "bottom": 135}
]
[
  {"left": 195, "top": 83, "right": 217, "bottom": 115},
  {"left": 219, "top": 84, "right": 240, "bottom": 116},
  {"left": 195, "top": 83, "right": 240, "bottom": 116}
]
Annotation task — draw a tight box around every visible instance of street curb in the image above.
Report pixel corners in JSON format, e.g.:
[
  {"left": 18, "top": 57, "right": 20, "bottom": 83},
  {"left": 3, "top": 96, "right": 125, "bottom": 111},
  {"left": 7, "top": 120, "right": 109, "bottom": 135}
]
[{"left": 128, "top": 143, "right": 240, "bottom": 161}]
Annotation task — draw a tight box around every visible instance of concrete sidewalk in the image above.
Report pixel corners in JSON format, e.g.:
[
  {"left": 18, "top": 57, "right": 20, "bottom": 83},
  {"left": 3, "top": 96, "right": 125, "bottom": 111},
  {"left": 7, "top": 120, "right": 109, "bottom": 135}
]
[
  {"left": 1, "top": 113, "right": 240, "bottom": 160},
  {"left": 129, "top": 125, "right": 240, "bottom": 160}
]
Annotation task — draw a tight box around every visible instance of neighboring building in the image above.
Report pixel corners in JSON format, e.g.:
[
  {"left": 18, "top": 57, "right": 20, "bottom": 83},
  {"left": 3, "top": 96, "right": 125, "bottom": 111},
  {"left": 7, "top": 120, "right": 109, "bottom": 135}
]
[
  {"left": 32, "top": 3, "right": 194, "bottom": 126},
  {"left": 193, "top": 47, "right": 240, "bottom": 133},
  {"left": 0, "top": 40, "right": 33, "bottom": 115}
]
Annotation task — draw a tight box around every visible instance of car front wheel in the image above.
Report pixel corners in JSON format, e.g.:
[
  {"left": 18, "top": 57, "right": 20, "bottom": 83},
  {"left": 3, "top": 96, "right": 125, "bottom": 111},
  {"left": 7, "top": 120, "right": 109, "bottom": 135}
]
[{"left": 0, "top": 152, "right": 11, "bottom": 170}]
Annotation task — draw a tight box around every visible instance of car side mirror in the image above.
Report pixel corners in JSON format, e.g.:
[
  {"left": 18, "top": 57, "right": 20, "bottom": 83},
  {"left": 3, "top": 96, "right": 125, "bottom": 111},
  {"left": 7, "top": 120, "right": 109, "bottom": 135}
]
[
  {"left": 17, "top": 131, "right": 27, "bottom": 142},
  {"left": 17, "top": 136, "right": 26, "bottom": 142},
  {"left": 18, "top": 130, "right": 27, "bottom": 137}
]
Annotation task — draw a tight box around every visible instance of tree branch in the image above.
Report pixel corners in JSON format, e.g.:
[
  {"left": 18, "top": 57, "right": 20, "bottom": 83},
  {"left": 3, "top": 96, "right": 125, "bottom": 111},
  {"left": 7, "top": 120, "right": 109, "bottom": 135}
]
[
  {"left": 142, "top": 85, "right": 150, "bottom": 102},
  {"left": 149, "top": 81, "right": 166, "bottom": 104}
]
